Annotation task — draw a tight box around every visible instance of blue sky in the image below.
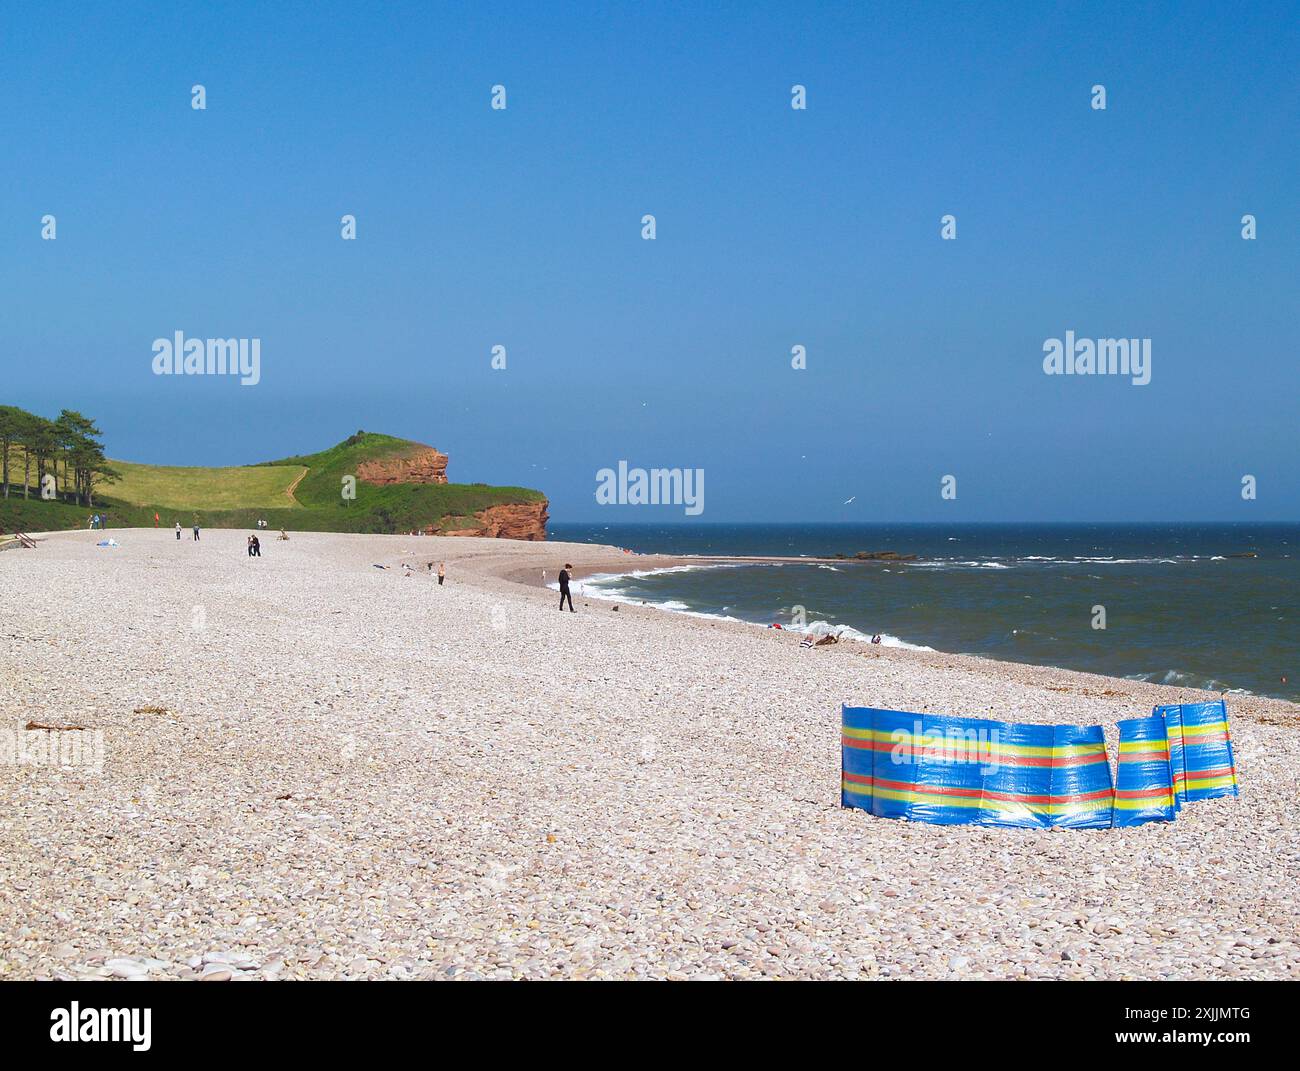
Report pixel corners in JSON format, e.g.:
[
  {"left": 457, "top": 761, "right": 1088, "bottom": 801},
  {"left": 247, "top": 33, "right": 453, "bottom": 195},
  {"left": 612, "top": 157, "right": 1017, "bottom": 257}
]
[{"left": 2, "top": 1, "right": 1296, "bottom": 521}]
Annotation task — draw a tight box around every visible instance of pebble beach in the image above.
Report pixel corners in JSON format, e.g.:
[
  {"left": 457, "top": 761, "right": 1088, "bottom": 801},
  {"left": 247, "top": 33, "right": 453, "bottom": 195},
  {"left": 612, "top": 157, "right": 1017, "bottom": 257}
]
[{"left": 2, "top": 528, "right": 1297, "bottom": 980}]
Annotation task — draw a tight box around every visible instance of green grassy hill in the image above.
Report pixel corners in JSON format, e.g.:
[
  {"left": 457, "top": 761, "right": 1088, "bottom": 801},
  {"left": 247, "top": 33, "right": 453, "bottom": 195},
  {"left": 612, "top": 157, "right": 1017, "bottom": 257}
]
[
  {"left": 0, "top": 432, "right": 547, "bottom": 536},
  {"left": 109, "top": 460, "right": 307, "bottom": 510}
]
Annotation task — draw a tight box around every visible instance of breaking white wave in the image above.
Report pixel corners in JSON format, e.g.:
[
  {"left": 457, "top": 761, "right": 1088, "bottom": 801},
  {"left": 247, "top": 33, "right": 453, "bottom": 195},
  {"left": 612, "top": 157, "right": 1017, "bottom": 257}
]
[
  {"left": 794, "top": 619, "right": 934, "bottom": 652},
  {"left": 550, "top": 576, "right": 934, "bottom": 650},
  {"left": 1125, "top": 669, "right": 1252, "bottom": 696}
]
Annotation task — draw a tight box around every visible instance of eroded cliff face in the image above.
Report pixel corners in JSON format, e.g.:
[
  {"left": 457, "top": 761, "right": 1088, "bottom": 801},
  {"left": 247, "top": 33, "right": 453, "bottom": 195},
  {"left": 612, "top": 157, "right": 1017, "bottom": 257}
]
[
  {"left": 357, "top": 446, "right": 448, "bottom": 485},
  {"left": 359, "top": 441, "right": 545, "bottom": 539},
  {"left": 434, "top": 501, "right": 549, "bottom": 541}
]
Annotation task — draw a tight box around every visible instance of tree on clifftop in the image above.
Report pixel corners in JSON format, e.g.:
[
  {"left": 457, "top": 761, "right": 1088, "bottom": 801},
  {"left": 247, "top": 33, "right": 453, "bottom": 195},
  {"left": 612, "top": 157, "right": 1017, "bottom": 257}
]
[
  {"left": 0, "top": 405, "right": 25, "bottom": 499},
  {"left": 57, "top": 409, "right": 117, "bottom": 506},
  {"left": 0, "top": 403, "right": 116, "bottom": 505}
]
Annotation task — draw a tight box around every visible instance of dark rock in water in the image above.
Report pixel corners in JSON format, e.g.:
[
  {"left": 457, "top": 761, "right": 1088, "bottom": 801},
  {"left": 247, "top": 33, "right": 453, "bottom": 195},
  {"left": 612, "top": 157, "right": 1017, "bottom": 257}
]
[
  {"left": 1226, "top": 551, "right": 1258, "bottom": 558},
  {"left": 851, "top": 550, "right": 917, "bottom": 561}
]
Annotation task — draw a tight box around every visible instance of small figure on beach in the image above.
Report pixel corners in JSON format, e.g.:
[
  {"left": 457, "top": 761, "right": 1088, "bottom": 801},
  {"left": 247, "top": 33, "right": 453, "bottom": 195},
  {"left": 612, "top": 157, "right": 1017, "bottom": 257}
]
[
  {"left": 175, "top": 522, "right": 181, "bottom": 541},
  {"left": 153, "top": 512, "right": 159, "bottom": 528},
  {"left": 559, "top": 564, "right": 574, "bottom": 612},
  {"left": 437, "top": 562, "right": 445, "bottom": 586},
  {"left": 871, "top": 634, "right": 882, "bottom": 645},
  {"left": 248, "top": 534, "right": 261, "bottom": 557},
  {"left": 193, "top": 522, "right": 200, "bottom": 541}
]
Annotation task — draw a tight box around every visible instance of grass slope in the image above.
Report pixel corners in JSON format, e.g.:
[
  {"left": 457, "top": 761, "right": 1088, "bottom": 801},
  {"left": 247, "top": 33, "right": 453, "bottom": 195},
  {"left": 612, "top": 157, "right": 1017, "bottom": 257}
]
[
  {"left": 0, "top": 432, "right": 545, "bottom": 536},
  {"left": 109, "top": 461, "right": 306, "bottom": 510}
]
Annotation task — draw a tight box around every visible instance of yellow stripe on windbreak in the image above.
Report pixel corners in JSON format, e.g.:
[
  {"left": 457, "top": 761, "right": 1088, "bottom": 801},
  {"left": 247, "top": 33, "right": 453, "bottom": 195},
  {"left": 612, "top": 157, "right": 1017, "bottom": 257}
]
[
  {"left": 1185, "top": 774, "right": 1236, "bottom": 791},
  {"left": 1114, "top": 798, "right": 1173, "bottom": 811},
  {"left": 862, "top": 785, "right": 1112, "bottom": 816},
  {"left": 1170, "top": 721, "right": 1230, "bottom": 738},
  {"left": 840, "top": 726, "right": 1102, "bottom": 759},
  {"left": 872, "top": 787, "right": 986, "bottom": 809},
  {"left": 1119, "top": 740, "right": 1170, "bottom": 753}
]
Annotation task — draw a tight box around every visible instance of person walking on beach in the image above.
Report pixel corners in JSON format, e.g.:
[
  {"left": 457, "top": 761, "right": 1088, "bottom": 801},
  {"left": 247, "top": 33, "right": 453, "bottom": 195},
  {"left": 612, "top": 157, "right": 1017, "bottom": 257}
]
[
  {"left": 437, "top": 562, "right": 445, "bottom": 586},
  {"left": 558, "top": 564, "right": 575, "bottom": 612},
  {"left": 251, "top": 534, "right": 261, "bottom": 557},
  {"left": 175, "top": 522, "right": 181, "bottom": 541},
  {"left": 154, "top": 511, "right": 159, "bottom": 528},
  {"left": 192, "top": 520, "right": 200, "bottom": 541}
]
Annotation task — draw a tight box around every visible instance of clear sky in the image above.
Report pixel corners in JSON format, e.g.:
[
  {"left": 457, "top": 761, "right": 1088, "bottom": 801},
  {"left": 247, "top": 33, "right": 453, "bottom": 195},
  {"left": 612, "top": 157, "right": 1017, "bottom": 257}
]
[{"left": 2, "top": 1, "right": 1296, "bottom": 522}]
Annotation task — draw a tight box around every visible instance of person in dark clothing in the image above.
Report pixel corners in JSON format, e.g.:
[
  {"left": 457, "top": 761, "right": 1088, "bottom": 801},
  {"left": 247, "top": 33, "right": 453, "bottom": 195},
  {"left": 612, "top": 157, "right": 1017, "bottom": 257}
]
[
  {"left": 250, "top": 535, "right": 261, "bottom": 557},
  {"left": 558, "top": 564, "right": 575, "bottom": 612}
]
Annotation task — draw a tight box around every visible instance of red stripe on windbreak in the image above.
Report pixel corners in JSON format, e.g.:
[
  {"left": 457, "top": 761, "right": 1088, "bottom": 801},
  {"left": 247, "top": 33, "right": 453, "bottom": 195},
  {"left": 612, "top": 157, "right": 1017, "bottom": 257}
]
[
  {"left": 912, "top": 783, "right": 984, "bottom": 799},
  {"left": 843, "top": 738, "right": 1108, "bottom": 769},
  {"left": 864, "top": 782, "right": 1114, "bottom": 805},
  {"left": 1120, "top": 750, "right": 1169, "bottom": 762},
  {"left": 1047, "top": 787, "right": 1115, "bottom": 803},
  {"left": 981, "top": 790, "right": 1051, "bottom": 804},
  {"left": 1116, "top": 785, "right": 1174, "bottom": 800},
  {"left": 878, "top": 750, "right": 1109, "bottom": 769},
  {"left": 841, "top": 737, "right": 922, "bottom": 753},
  {"left": 1181, "top": 728, "right": 1230, "bottom": 742},
  {"left": 982, "top": 786, "right": 1114, "bottom": 805},
  {"left": 1184, "top": 765, "right": 1234, "bottom": 779},
  {"left": 874, "top": 781, "right": 1041, "bottom": 803},
  {"left": 873, "top": 777, "right": 919, "bottom": 792},
  {"left": 990, "top": 753, "right": 1107, "bottom": 769},
  {"left": 842, "top": 772, "right": 874, "bottom": 786}
]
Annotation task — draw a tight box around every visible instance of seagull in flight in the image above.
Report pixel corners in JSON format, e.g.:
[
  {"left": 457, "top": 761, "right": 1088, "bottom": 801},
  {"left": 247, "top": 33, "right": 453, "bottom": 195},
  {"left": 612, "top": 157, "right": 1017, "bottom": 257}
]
[{"left": 843, "top": 496, "right": 856, "bottom": 505}]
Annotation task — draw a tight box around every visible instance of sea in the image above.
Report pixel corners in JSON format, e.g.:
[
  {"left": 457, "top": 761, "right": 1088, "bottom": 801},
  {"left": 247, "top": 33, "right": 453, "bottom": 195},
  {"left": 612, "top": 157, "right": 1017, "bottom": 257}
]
[{"left": 547, "top": 522, "right": 1299, "bottom": 703}]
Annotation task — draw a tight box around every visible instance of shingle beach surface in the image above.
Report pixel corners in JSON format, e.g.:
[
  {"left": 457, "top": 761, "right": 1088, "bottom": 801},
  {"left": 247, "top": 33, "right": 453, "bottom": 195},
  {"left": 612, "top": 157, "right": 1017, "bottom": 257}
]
[{"left": 2, "top": 528, "right": 1296, "bottom": 980}]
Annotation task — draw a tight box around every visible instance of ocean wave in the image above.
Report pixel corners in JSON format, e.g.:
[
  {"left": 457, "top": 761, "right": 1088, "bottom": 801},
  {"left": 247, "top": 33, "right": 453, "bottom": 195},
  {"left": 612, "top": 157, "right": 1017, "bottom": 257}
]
[
  {"left": 795, "top": 619, "right": 934, "bottom": 652},
  {"left": 909, "top": 560, "right": 1011, "bottom": 570},
  {"left": 1083, "top": 557, "right": 1176, "bottom": 565},
  {"left": 1125, "top": 669, "right": 1251, "bottom": 695},
  {"left": 549, "top": 578, "right": 746, "bottom": 622},
  {"left": 587, "top": 564, "right": 715, "bottom": 582},
  {"left": 545, "top": 579, "right": 934, "bottom": 650},
  {"left": 907, "top": 554, "right": 1199, "bottom": 570}
]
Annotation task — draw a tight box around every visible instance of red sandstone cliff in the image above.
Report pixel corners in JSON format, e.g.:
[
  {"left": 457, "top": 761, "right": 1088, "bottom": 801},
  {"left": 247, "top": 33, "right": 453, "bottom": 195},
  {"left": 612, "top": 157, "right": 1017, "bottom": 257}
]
[
  {"left": 357, "top": 446, "right": 448, "bottom": 486},
  {"left": 435, "top": 501, "right": 548, "bottom": 541},
  {"left": 358, "top": 440, "right": 546, "bottom": 540}
]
